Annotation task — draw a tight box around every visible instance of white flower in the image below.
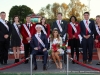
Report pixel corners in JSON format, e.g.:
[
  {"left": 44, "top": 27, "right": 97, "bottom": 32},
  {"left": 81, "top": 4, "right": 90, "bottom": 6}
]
[
  {"left": 31, "top": 24, "right": 32, "bottom": 27},
  {"left": 61, "top": 22, "right": 63, "bottom": 24},
  {"left": 89, "top": 21, "right": 91, "bottom": 24},
  {"left": 75, "top": 24, "right": 78, "bottom": 26}
]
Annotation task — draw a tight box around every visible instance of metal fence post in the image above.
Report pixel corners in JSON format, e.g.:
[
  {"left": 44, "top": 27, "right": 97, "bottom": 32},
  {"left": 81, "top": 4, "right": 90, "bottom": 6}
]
[
  {"left": 30, "top": 54, "right": 33, "bottom": 75},
  {"left": 66, "top": 54, "right": 69, "bottom": 75}
]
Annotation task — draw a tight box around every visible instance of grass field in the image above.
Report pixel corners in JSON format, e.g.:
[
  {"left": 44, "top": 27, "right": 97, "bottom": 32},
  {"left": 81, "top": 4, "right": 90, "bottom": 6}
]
[{"left": 0, "top": 73, "right": 98, "bottom": 75}]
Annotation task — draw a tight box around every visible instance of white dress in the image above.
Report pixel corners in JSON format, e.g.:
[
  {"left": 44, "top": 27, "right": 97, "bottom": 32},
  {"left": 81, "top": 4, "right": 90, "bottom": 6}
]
[{"left": 50, "top": 37, "right": 64, "bottom": 54}]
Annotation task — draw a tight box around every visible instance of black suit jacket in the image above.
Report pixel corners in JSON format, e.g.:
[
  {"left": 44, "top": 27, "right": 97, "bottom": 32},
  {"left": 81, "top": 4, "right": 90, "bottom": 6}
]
[
  {"left": 52, "top": 20, "right": 67, "bottom": 37},
  {"left": 80, "top": 20, "right": 95, "bottom": 38},
  {"left": 30, "top": 33, "right": 48, "bottom": 50},
  {"left": 0, "top": 21, "right": 12, "bottom": 41}
]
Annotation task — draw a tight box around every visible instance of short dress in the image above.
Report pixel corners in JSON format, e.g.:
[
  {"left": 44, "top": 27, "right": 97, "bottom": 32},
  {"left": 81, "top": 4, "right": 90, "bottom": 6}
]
[
  {"left": 11, "top": 24, "right": 21, "bottom": 47},
  {"left": 50, "top": 37, "right": 64, "bottom": 54},
  {"left": 95, "top": 35, "right": 100, "bottom": 48},
  {"left": 94, "top": 26, "right": 100, "bottom": 48}
]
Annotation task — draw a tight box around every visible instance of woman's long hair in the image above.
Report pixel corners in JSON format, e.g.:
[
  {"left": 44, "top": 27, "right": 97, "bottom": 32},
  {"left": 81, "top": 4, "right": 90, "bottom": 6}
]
[
  {"left": 51, "top": 28, "right": 60, "bottom": 42},
  {"left": 13, "top": 15, "right": 20, "bottom": 22},
  {"left": 40, "top": 17, "right": 47, "bottom": 25},
  {"left": 95, "top": 15, "right": 100, "bottom": 25}
]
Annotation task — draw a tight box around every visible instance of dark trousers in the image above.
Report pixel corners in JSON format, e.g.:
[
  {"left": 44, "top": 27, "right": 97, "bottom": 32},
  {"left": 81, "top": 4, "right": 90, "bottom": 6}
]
[
  {"left": 0, "top": 40, "right": 9, "bottom": 64},
  {"left": 69, "top": 38, "right": 80, "bottom": 61},
  {"left": 24, "top": 43, "right": 32, "bottom": 61},
  {"left": 82, "top": 37, "right": 93, "bottom": 62},
  {"left": 32, "top": 50, "right": 48, "bottom": 66}
]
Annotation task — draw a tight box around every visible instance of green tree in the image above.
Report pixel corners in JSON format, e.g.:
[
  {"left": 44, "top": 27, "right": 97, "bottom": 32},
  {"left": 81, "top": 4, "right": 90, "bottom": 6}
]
[
  {"left": 67, "top": 0, "right": 88, "bottom": 20},
  {"left": 9, "top": 5, "right": 34, "bottom": 23},
  {"left": 38, "top": 0, "right": 88, "bottom": 20},
  {"left": 60, "top": 3, "right": 68, "bottom": 19}
]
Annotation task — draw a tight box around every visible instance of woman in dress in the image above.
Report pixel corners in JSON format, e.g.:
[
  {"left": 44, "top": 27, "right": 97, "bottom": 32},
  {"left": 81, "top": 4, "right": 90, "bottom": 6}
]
[
  {"left": 40, "top": 17, "right": 50, "bottom": 49},
  {"left": 11, "top": 16, "right": 21, "bottom": 63},
  {"left": 94, "top": 15, "right": 100, "bottom": 65},
  {"left": 68, "top": 16, "right": 80, "bottom": 64},
  {"left": 51, "top": 28, "right": 64, "bottom": 69}
]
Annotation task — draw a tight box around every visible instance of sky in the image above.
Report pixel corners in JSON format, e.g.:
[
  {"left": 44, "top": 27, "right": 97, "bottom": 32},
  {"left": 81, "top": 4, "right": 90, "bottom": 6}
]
[{"left": 0, "top": 0, "right": 100, "bottom": 20}]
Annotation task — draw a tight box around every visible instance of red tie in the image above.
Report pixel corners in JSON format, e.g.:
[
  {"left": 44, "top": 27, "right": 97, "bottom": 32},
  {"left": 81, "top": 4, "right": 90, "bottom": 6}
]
[
  {"left": 59, "top": 20, "right": 60, "bottom": 24},
  {"left": 86, "top": 20, "right": 88, "bottom": 35}
]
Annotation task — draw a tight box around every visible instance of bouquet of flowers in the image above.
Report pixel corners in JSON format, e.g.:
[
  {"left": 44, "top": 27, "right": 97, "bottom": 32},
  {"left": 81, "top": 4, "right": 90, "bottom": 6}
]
[
  {"left": 52, "top": 43, "right": 60, "bottom": 52},
  {"left": 60, "top": 43, "right": 67, "bottom": 50}
]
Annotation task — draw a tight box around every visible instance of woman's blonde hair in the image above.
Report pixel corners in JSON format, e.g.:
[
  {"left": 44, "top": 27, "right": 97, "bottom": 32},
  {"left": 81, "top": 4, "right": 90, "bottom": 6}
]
[
  {"left": 96, "top": 15, "right": 100, "bottom": 24},
  {"left": 51, "top": 28, "right": 60, "bottom": 42}
]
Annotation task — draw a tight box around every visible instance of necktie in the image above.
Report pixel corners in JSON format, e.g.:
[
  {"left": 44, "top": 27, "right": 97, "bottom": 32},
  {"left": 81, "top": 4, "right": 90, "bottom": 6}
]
[
  {"left": 27, "top": 24, "right": 30, "bottom": 29},
  {"left": 86, "top": 20, "right": 88, "bottom": 35},
  {"left": 38, "top": 34, "right": 41, "bottom": 50},
  {"left": 59, "top": 20, "right": 60, "bottom": 24}
]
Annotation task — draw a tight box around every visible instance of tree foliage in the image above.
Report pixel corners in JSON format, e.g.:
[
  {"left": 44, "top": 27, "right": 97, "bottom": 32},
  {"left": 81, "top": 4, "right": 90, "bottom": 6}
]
[
  {"left": 9, "top": 5, "right": 34, "bottom": 23},
  {"left": 38, "top": 0, "right": 88, "bottom": 20}
]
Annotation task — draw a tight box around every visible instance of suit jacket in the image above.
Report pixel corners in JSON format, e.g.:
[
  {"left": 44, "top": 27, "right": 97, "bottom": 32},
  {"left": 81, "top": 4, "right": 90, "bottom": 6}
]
[
  {"left": 52, "top": 20, "right": 67, "bottom": 37},
  {"left": 21, "top": 23, "right": 36, "bottom": 44},
  {"left": 80, "top": 20, "right": 95, "bottom": 38},
  {"left": 0, "top": 21, "right": 11, "bottom": 41},
  {"left": 68, "top": 22, "right": 80, "bottom": 39},
  {"left": 30, "top": 33, "right": 48, "bottom": 50}
]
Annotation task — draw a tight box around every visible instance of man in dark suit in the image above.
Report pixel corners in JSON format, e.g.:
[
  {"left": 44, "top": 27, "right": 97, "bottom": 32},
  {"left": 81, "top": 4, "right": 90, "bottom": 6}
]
[
  {"left": 52, "top": 12, "right": 67, "bottom": 64},
  {"left": 30, "top": 24, "right": 48, "bottom": 70},
  {"left": 0, "top": 12, "right": 11, "bottom": 65},
  {"left": 80, "top": 12, "right": 95, "bottom": 64},
  {"left": 52, "top": 12, "right": 67, "bottom": 42}
]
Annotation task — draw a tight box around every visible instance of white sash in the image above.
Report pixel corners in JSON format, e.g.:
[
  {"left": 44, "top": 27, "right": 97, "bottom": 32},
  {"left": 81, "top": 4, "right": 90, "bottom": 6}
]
[
  {"left": 42, "top": 26, "right": 50, "bottom": 42},
  {"left": 35, "top": 34, "right": 45, "bottom": 47},
  {"left": 70, "top": 22, "right": 77, "bottom": 33},
  {"left": 23, "top": 24, "right": 31, "bottom": 37},
  {"left": 0, "top": 19, "right": 9, "bottom": 31},
  {"left": 95, "top": 25, "right": 100, "bottom": 36},
  {"left": 56, "top": 20, "right": 63, "bottom": 32},
  {"left": 78, "top": 34, "right": 82, "bottom": 44},
  {"left": 42, "top": 26, "right": 47, "bottom": 35},
  {"left": 83, "top": 20, "right": 91, "bottom": 33},
  {"left": 23, "top": 24, "right": 31, "bottom": 43},
  {"left": 13, "top": 23, "right": 21, "bottom": 39}
]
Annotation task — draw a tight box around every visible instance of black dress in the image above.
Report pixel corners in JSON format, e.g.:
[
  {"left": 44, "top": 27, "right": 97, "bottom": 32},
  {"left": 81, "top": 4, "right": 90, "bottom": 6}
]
[
  {"left": 68, "top": 28, "right": 80, "bottom": 47},
  {"left": 41, "top": 25, "right": 47, "bottom": 34},
  {"left": 68, "top": 27, "right": 80, "bottom": 61},
  {"left": 11, "top": 24, "right": 21, "bottom": 47}
]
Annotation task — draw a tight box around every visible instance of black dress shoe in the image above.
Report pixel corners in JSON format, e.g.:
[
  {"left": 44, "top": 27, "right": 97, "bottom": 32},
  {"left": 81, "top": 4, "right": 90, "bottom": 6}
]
[
  {"left": 16, "top": 59, "right": 19, "bottom": 63},
  {"left": 43, "top": 66, "right": 47, "bottom": 70},
  {"left": 24, "top": 60, "right": 28, "bottom": 64},
  {"left": 72, "top": 60, "right": 75, "bottom": 64},
  {"left": 83, "top": 61, "right": 87, "bottom": 64},
  {"left": 33, "top": 66, "right": 37, "bottom": 70},
  {"left": 0, "top": 62, "right": 3, "bottom": 65},
  {"left": 96, "top": 62, "right": 100, "bottom": 65},
  {"left": 3, "top": 63, "right": 7, "bottom": 65}
]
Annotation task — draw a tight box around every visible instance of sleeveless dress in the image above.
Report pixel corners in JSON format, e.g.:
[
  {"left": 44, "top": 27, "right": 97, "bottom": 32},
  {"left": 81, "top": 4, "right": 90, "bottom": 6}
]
[
  {"left": 50, "top": 37, "right": 64, "bottom": 54},
  {"left": 94, "top": 27, "right": 100, "bottom": 48},
  {"left": 11, "top": 24, "right": 21, "bottom": 47}
]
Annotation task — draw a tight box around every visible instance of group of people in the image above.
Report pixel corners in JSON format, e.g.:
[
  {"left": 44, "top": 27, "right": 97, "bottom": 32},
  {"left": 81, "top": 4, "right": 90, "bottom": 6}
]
[{"left": 0, "top": 11, "right": 100, "bottom": 71}]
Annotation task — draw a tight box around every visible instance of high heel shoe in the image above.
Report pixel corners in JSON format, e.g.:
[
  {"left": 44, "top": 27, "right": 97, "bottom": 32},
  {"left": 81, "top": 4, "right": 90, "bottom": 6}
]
[
  {"left": 14, "top": 59, "right": 17, "bottom": 63},
  {"left": 59, "top": 62, "right": 62, "bottom": 69},
  {"left": 55, "top": 63, "right": 60, "bottom": 69}
]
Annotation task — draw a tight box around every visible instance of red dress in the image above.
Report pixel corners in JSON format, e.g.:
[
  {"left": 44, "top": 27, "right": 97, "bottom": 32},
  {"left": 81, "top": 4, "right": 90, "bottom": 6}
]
[{"left": 95, "top": 35, "right": 100, "bottom": 48}]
